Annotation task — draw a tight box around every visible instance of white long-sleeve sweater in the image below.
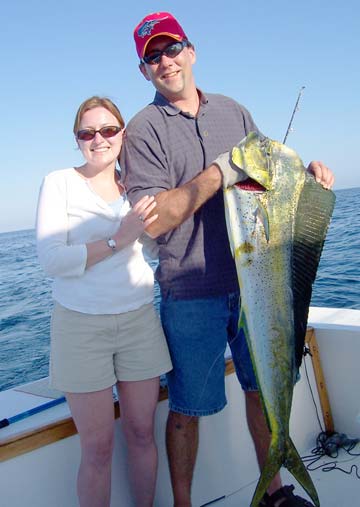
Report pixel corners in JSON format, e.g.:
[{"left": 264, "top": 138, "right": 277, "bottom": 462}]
[{"left": 35, "top": 168, "right": 154, "bottom": 314}]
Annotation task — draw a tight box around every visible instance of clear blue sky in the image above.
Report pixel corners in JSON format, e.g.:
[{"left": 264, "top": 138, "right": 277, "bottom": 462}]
[{"left": 1, "top": 0, "right": 359, "bottom": 233}]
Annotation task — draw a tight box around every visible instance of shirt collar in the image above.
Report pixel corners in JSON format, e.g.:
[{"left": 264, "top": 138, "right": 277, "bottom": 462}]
[{"left": 152, "top": 89, "right": 209, "bottom": 117}]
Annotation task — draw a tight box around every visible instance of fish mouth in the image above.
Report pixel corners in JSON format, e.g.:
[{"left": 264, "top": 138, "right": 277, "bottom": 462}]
[{"left": 235, "top": 178, "right": 266, "bottom": 192}]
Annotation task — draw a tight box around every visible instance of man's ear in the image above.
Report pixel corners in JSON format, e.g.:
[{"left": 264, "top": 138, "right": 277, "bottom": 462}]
[
  {"left": 188, "top": 44, "right": 196, "bottom": 65},
  {"left": 139, "top": 63, "right": 151, "bottom": 81}
]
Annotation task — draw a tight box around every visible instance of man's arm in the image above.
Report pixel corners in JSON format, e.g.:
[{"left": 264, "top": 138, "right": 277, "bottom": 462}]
[
  {"left": 145, "top": 164, "right": 222, "bottom": 238},
  {"left": 144, "top": 159, "right": 335, "bottom": 238}
]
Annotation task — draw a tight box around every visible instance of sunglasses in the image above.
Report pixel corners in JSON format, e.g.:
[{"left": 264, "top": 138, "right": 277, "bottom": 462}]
[
  {"left": 141, "top": 40, "right": 189, "bottom": 65},
  {"left": 76, "top": 126, "right": 122, "bottom": 141}
]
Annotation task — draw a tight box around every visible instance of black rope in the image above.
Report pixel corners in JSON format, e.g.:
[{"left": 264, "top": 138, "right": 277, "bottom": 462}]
[
  {"left": 301, "top": 347, "right": 360, "bottom": 479},
  {"left": 301, "top": 436, "right": 360, "bottom": 479}
]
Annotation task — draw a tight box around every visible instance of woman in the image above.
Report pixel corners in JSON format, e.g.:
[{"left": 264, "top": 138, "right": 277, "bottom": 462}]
[{"left": 36, "top": 96, "right": 172, "bottom": 507}]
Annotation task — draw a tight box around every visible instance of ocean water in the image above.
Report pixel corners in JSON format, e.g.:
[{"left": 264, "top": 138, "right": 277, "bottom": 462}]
[{"left": 0, "top": 188, "right": 359, "bottom": 392}]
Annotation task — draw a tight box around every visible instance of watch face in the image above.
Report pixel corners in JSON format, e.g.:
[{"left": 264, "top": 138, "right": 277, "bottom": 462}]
[{"left": 107, "top": 238, "right": 116, "bottom": 250}]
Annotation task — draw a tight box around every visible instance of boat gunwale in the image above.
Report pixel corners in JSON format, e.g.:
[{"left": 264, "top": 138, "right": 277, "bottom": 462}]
[{"left": 0, "top": 360, "right": 237, "bottom": 462}]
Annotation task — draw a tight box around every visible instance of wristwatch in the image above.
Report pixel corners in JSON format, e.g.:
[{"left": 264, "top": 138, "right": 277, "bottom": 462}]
[{"left": 107, "top": 238, "right": 117, "bottom": 251}]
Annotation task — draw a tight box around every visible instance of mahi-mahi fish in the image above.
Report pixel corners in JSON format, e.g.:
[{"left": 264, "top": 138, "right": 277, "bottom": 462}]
[{"left": 223, "top": 132, "right": 335, "bottom": 507}]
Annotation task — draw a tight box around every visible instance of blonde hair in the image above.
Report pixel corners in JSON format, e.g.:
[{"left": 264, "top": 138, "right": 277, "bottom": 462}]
[{"left": 73, "top": 96, "right": 125, "bottom": 135}]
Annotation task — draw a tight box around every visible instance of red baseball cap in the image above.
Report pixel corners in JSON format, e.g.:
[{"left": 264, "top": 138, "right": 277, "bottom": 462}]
[{"left": 134, "top": 12, "right": 188, "bottom": 60}]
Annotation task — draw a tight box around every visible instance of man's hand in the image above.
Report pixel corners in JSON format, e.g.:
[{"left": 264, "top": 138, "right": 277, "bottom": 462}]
[
  {"left": 307, "top": 161, "right": 335, "bottom": 190},
  {"left": 212, "top": 149, "right": 247, "bottom": 188}
]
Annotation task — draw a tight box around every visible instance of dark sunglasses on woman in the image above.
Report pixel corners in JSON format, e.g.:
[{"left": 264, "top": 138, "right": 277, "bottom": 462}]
[{"left": 76, "top": 126, "right": 122, "bottom": 141}]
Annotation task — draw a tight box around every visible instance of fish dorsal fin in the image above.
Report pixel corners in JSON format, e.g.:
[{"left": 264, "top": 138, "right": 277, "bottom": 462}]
[{"left": 292, "top": 174, "right": 336, "bottom": 367}]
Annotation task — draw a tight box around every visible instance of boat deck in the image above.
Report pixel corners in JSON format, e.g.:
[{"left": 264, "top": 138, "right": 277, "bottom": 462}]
[
  {"left": 2, "top": 372, "right": 359, "bottom": 507},
  {"left": 199, "top": 447, "right": 360, "bottom": 506}
]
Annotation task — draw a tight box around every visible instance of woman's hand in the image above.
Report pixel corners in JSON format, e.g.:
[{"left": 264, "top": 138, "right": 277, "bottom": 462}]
[
  {"left": 114, "top": 195, "right": 158, "bottom": 246},
  {"left": 84, "top": 196, "right": 158, "bottom": 269}
]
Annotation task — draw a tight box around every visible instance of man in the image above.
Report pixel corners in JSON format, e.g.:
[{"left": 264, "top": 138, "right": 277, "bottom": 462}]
[{"left": 122, "top": 11, "right": 334, "bottom": 507}]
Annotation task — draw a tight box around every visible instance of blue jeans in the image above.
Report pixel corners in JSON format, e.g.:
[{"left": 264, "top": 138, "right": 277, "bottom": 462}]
[{"left": 160, "top": 293, "right": 258, "bottom": 417}]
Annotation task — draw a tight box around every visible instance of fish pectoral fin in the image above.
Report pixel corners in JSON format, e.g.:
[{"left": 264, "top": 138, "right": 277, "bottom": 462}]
[{"left": 254, "top": 199, "right": 270, "bottom": 242}]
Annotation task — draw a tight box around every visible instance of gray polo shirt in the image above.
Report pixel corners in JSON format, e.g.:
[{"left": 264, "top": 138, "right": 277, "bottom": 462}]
[{"left": 121, "top": 90, "right": 259, "bottom": 299}]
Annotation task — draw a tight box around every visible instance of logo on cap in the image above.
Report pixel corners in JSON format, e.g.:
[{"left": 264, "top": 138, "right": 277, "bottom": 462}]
[{"left": 137, "top": 17, "right": 169, "bottom": 38}]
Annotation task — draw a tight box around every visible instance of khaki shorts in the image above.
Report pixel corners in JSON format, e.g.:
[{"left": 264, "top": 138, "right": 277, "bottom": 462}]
[{"left": 50, "top": 302, "right": 172, "bottom": 393}]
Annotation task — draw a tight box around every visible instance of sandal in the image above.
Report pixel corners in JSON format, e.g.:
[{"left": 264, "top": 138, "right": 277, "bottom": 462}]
[{"left": 259, "top": 485, "right": 315, "bottom": 507}]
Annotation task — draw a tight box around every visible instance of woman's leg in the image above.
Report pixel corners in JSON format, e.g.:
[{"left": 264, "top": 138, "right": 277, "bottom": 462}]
[
  {"left": 66, "top": 387, "right": 115, "bottom": 507},
  {"left": 117, "top": 377, "right": 160, "bottom": 507}
]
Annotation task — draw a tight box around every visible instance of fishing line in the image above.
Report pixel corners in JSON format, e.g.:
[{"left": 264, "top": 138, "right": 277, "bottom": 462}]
[
  {"left": 199, "top": 478, "right": 258, "bottom": 506},
  {"left": 192, "top": 325, "right": 244, "bottom": 414},
  {"left": 302, "top": 348, "right": 325, "bottom": 432},
  {"left": 171, "top": 304, "right": 246, "bottom": 430}
]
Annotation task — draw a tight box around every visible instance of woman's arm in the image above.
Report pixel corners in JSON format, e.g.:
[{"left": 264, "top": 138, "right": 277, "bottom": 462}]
[
  {"left": 85, "top": 196, "right": 158, "bottom": 268},
  {"left": 36, "top": 175, "right": 87, "bottom": 277},
  {"left": 36, "top": 175, "right": 158, "bottom": 276}
]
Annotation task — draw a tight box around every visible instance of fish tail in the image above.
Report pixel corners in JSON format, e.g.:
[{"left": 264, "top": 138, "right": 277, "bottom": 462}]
[
  {"left": 250, "top": 436, "right": 320, "bottom": 507},
  {"left": 284, "top": 437, "right": 320, "bottom": 507},
  {"left": 250, "top": 435, "right": 285, "bottom": 507}
]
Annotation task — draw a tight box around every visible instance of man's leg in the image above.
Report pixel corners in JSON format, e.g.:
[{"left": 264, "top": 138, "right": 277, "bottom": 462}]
[
  {"left": 160, "top": 295, "right": 231, "bottom": 507},
  {"left": 166, "top": 411, "right": 199, "bottom": 507},
  {"left": 245, "top": 391, "right": 282, "bottom": 495}
]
